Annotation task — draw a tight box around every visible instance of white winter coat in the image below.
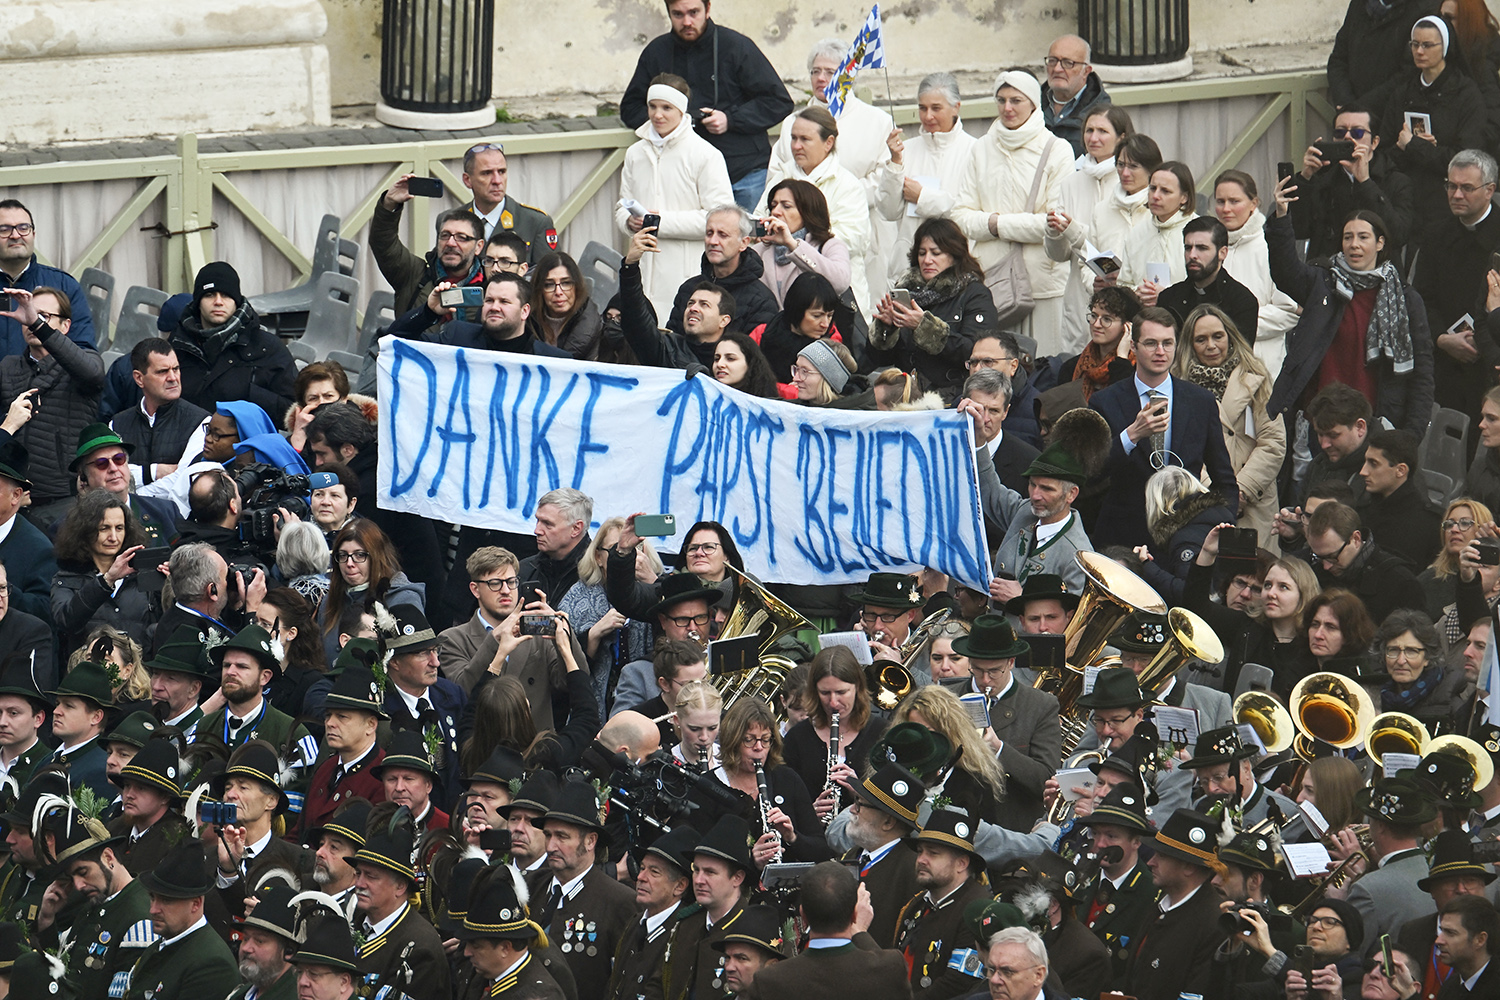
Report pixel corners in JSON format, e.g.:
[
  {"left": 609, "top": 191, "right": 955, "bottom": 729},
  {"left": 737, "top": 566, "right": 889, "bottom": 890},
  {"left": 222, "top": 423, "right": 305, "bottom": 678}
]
[
  {"left": 615, "top": 117, "right": 734, "bottom": 320},
  {"left": 1223, "top": 210, "right": 1301, "bottom": 376},
  {"left": 1044, "top": 156, "right": 1126, "bottom": 352},
  {"left": 1117, "top": 210, "right": 1197, "bottom": 289},
  {"left": 951, "top": 110, "right": 1075, "bottom": 302},
  {"left": 872, "top": 121, "right": 979, "bottom": 278}
]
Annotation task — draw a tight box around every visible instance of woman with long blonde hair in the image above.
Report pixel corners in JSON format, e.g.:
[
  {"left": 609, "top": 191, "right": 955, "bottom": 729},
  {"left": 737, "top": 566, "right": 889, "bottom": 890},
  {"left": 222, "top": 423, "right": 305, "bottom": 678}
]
[
  {"left": 889, "top": 684, "right": 1005, "bottom": 823},
  {"left": 1418, "top": 497, "right": 1493, "bottom": 620}
]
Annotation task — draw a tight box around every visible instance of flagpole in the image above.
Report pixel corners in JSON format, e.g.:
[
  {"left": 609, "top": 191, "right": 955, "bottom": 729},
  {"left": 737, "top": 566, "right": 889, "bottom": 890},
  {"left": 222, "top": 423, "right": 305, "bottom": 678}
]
[{"left": 883, "top": 65, "right": 893, "bottom": 110}]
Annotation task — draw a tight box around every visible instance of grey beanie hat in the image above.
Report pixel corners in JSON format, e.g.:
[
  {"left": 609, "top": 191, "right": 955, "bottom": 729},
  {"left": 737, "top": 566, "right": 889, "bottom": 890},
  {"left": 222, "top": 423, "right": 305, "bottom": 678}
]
[{"left": 798, "top": 339, "right": 850, "bottom": 394}]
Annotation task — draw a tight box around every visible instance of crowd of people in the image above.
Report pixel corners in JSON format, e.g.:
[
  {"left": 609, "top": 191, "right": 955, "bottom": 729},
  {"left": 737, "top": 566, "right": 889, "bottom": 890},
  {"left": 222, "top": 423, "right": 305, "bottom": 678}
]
[{"left": 5, "top": 0, "right": 1500, "bottom": 999}]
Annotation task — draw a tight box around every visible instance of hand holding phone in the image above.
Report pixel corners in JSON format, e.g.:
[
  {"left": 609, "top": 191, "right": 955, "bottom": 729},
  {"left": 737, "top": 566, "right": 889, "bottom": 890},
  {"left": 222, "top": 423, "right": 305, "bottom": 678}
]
[
  {"left": 407, "top": 176, "right": 444, "bottom": 198},
  {"left": 641, "top": 213, "right": 661, "bottom": 233}
]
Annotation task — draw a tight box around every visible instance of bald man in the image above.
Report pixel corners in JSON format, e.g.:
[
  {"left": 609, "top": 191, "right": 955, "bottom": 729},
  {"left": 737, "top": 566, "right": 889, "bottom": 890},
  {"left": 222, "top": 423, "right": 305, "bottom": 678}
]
[{"left": 598, "top": 711, "right": 662, "bottom": 763}]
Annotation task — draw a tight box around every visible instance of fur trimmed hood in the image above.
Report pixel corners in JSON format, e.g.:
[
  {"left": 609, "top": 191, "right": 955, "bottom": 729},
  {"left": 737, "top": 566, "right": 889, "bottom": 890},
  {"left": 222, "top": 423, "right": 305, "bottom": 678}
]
[
  {"left": 1149, "top": 490, "right": 1231, "bottom": 548},
  {"left": 284, "top": 392, "right": 377, "bottom": 433}
]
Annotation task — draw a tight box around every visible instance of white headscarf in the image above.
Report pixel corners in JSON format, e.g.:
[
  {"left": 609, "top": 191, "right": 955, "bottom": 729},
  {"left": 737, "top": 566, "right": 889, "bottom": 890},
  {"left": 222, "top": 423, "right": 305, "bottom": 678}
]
[{"left": 1413, "top": 15, "right": 1450, "bottom": 57}]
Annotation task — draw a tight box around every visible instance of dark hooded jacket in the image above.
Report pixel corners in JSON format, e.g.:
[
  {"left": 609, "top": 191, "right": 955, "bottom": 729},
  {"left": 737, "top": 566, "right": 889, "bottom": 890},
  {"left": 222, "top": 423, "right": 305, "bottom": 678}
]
[
  {"left": 171, "top": 301, "right": 296, "bottom": 420},
  {"left": 666, "top": 249, "right": 780, "bottom": 338}
]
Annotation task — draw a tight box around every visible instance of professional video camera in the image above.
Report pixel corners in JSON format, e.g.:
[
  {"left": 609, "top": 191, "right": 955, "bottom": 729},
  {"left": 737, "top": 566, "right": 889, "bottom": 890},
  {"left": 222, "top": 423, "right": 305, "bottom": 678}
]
[
  {"left": 576, "top": 745, "right": 751, "bottom": 838},
  {"left": 231, "top": 463, "right": 321, "bottom": 555}
]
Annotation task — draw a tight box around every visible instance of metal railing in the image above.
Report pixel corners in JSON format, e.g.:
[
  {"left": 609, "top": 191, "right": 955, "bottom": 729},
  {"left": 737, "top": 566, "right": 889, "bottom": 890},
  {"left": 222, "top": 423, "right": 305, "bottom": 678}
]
[{"left": 0, "top": 68, "right": 1330, "bottom": 297}]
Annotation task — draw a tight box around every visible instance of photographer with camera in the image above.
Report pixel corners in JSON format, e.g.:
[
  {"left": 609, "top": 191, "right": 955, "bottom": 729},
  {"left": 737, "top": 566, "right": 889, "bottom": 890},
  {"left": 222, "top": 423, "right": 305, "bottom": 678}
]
[
  {"left": 1210, "top": 831, "right": 1306, "bottom": 991},
  {"left": 1220, "top": 898, "right": 1364, "bottom": 1000}
]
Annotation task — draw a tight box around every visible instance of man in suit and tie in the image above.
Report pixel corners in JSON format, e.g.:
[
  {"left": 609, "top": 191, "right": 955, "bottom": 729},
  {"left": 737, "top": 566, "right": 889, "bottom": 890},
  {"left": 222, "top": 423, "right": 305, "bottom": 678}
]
[
  {"left": 380, "top": 605, "right": 466, "bottom": 811},
  {"left": 126, "top": 838, "right": 241, "bottom": 1000},
  {"left": 1435, "top": 896, "right": 1499, "bottom": 999},
  {"left": 741, "top": 861, "right": 911, "bottom": 1000},
  {"left": 606, "top": 826, "right": 696, "bottom": 1000},
  {"left": 1347, "top": 776, "right": 1441, "bottom": 954},
  {"left": 1088, "top": 305, "right": 1238, "bottom": 548},
  {"left": 845, "top": 764, "right": 925, "bottom": 948},
  {"left": 1397, "top": 831, "right": 1496, "bottom": 992}
]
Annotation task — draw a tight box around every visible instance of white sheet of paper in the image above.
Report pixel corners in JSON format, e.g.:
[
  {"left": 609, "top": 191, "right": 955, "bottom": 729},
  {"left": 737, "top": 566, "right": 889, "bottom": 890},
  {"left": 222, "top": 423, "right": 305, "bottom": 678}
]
[
  {"left": 1448, "top": 312, "right": 1476, "bottom": 336},
  {"left": 1056, "top": 767, "right": 1098, "bottom": 802},
  {"left": 818, "top": 631, "right": 872, "bottom": 665},
  {"left": 1083, "top": 666, "right": 1101, "bottom": 695},
  {"left": 908, "top": 176, "right": 939, "bottom": 217},
  {"left": 1298, "top": 800, "right": 1329, "bottom": 839},
  {"left": 1383, "top": 752, "right": 1421, "bottom": 778},
  {"left": 1236, "top": 722, "right": 1267, "bottom": 756},
  {"left": 1282, "top": 841, "right": 1333, "bottom": 879},
  {"left": 1145, "top": 262, "right": 1172, "bottom": 287},
  {"left": 1244, "top": 406, "right": 1256, "bottom": 437},
  {"left": 960, "top": 692, "right": 990, "bottom": 729},
  {"left": 1154, "top": 706, "right": 1201, "bottom": 747}
]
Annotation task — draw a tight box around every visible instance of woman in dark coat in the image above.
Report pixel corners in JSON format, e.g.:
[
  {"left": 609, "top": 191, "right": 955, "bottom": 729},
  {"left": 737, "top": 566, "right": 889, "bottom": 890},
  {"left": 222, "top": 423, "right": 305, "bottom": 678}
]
[
  {"left": 50, "top": 490, "right": 156, "bottom": 653},
  {"left": 1378, "top": 15, "right": 1491, "bottom": 239},
  {"left": 1136, "top": 466, "right": 1237, "bottom": 605},
  {"left": 1374, "top": 608, "right": 1470, "bottom": 733},
  {"left": 1265, "top": 180, "right": 1434, "bottom": 436},
  {"left": 868, "top": 218, "right": 995, "bottom": 403}
]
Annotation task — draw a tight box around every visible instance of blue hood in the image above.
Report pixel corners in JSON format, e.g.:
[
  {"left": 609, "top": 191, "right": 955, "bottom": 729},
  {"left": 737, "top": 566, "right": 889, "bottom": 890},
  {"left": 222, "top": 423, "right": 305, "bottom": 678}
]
[
  {"left": 234, "top": 433, "right": 311, "bottom": 474},
  {"left": 215, "top": 400, "right": 276, "bottom": 439}
]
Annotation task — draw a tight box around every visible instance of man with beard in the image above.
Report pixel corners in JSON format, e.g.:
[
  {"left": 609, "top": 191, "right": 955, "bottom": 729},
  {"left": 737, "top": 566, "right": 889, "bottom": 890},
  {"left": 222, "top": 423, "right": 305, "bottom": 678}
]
[
  {"left": 196, "top": 625, "right": 311, "bottom": 755},
  {"left": 228, "top": 884, "right": 300, "bottom": 1000},
  {"left": 56, "top": 805, "right": 156, "bottom": 1000},
  {"left": 305, "top": 799, "right": 370, "bottom": 912},
  {"left": 1157, "top": 218, "right": 1260, "bottom": 339},
  {"left": 372, "top": 183, "right": 486, "bottom": 316},
  {"left": 844, "top": 764, "right": 924, "bottom": 948},
  {"left": 391, "top": 270, "right": 569, "bottom": 358},
  {"left": 109, "top": 738, "right": 191, "bottom": 875},
  {"left": 167, "top": 261, "right": 295, "bottom": 418},
  {"left": 892, "top": 807, "right": 991, "bottom": 1000}
]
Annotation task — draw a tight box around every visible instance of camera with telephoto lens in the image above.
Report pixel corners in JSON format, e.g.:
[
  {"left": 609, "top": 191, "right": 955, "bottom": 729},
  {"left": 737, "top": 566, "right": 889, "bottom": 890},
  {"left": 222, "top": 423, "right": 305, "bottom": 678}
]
[
  {"left": 234, "top": 462, "right": 314, "bottom": 555},
  {"left": 1218, "top": 900, "right": 1271, "bottom": 935}
]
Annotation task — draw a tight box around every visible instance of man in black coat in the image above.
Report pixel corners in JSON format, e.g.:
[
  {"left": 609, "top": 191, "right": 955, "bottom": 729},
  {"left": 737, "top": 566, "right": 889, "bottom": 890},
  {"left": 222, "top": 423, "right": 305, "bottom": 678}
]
[
  {"left": 1357, "top": 428, "right": 1441, "bottom": 568},
  {"left": 844, "top": 764, "right": 925, "bottom": 948},
  {"left": 1289, "top": 104, "right": 1416, "bottom": 261},
  {"left": 666, "top": 207, "right": 780, "bottom": 337},
  {"left": 170, "top": 262, "right": 296, "bottom": 422},
  {"left": 1299, "top": 382, "right": 1372, "bottom": 504},
  {"left": 389, "top": 270, "right": 570, "bottom": 359},
  {"left": 1156, "top": 217, "right": 1260, "bottom": 341},
  {"left": 0, "top": 440, "right": 58, "bottom": 622},
  {"left": 619, "top": 227, "right": 735, "bottom": 370},
  {"left": 1413, "top": 149, "right": 1500, "bottom": 435},
  {"left": 1434, "top": 895, "right": 1500, "bottom": 1000},
  {"left": 1088, "top": 307, "right": 1239, "bottom": 548},
  {"left": 1124, "top": 808, "right": 1229, "bottom": 1000},
  {"left": 620, "top": 0, "right": 794, "bottom": 207},
  {"left": 1327, "top": 0, "right": 1442, "bottom": 107},
  {"left": 108, "top": 337, "right": 210, "bottom": 485},
  {"left": 1307, "top": 499, "right": 1427, "bottom": 623}
]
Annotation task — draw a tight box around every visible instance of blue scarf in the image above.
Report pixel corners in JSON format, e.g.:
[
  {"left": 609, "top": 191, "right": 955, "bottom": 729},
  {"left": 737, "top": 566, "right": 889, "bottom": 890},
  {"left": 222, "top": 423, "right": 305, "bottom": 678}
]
[{"left": 1381, "top": 663, "right": 1443, "bottom": 713}]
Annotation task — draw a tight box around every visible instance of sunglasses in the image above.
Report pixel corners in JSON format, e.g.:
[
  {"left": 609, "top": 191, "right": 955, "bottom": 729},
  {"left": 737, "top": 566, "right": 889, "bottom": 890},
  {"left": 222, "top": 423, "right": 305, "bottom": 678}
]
[{"left": 87, "top": 452, "right": 129, "bottom": 471}]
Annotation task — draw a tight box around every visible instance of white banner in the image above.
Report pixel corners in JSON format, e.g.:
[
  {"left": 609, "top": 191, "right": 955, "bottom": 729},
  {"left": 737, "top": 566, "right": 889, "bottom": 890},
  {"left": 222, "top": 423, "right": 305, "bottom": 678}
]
[{"left": 376, "top": 339, "right": 993, "bottom": 591}]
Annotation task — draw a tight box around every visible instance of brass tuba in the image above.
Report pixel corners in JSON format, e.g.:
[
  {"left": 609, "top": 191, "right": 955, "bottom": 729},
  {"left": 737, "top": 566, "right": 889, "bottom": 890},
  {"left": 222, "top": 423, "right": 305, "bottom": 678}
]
[
  {"left": 1363, "top": 712, "right": 1431, "bottom": 767},
  {"left": 1289, "top": 672, "right": 1376, "bottom": 753},
  {"left": 866, "top": 661, "right": 916, "bottom": 712},
  {"left": 716, "top": 654, "right": 796, "bottom": 719},
  {"left": 1138, "top": 608, "right": 1224, "bottom": 697},
  {"left": 718, "top": 565, "right": 814, "bottom": 654},
  {"left": 1233, "top": 691, "right": 1295, "bottom": 755},
  {"left": 1063, "top": 552, "right": 1169, "bottom": 667},
  {"left": 1426, "top": 734, "right": 1497, "bottom": 791}
]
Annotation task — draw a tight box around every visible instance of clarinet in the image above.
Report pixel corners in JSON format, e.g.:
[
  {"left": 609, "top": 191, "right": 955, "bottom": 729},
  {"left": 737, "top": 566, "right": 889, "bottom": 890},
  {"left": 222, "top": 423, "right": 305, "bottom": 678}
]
[
  {"left": 699, "top": 743, "right": 711, "bottom": 773},
  {"left": 755, "top": 761, "right": 783, "bottom": 863},
  {"left": 823, "top": 711, "right": 841, "bottom": 827}
]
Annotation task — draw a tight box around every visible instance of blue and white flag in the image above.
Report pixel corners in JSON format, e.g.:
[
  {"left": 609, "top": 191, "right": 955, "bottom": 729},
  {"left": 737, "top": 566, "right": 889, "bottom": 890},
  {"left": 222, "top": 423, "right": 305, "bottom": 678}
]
[
  {"left": 1484, "top": 612, "right": 1500, "bottom": 726},
  {"left": 822, "top": 5, "right": 885, "bottom": 118}
]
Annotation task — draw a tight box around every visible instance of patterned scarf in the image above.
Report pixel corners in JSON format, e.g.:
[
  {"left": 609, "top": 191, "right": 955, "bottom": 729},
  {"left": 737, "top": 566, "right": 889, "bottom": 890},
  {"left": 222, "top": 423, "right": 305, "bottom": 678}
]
[
  {"left": 1074, "top": 341, "right": 1132, "bottom": 401},
  {"left": 1329, "top": 255, "right": 1413, "bottom": 374},
  {"left": 1382, "top": 662, "right": 1444, "bottom": 713},
  {"left": 773, "top": 228, "right": 810, "bottom": 266},
  {"left": 1187, "top": 347, "right": 1241, "bottom": 402}
]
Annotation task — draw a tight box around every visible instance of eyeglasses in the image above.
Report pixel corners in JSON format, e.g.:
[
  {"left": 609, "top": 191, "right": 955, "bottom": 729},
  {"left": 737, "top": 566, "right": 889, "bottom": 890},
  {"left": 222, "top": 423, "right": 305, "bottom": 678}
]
[
  {"left": 476, "top": 575, "right": 519, "bottom": 592},
  {"left": 1410, "top": 39, "right": 1442, "bottom": 50},
  {"left": 1305, "top": 915, "right": 1344, "bottom": 929},
  {"left": 790, "top": 364, "right": 820, "bottom": 381},
  {"left": 0, "top": 224, "right": 34, "bottom": 238},
  {"left": 1445, "top": 182, "right": 1494, "bottom": 195},
  {"left": 203, "top": 427, "right": 239, "bottom": 442},
  {"left": 1091, "top": 712, "right": 1137, "bottom": 729},
  {"left": 685, "top": 543, "right": 721, "bottom": 555},
  {"left": 741, "top": 735, "right": 773, "bottom": 747},
  {"left": 1087, "top": 311, "right": 1121, "bottom": 327},
  {"left": 965, "top": 356, "right": 1012, "bottom": 370},
  {"left": 1383, "top": 645, "right": 1426, "bottom": 661},
  {"left": 667, "top": 612, "right": 712, "bottom": 628},
  {"left": 542, "top": 278, "right": 575, "bottom": 292},
  {"left": 438, "top": 231, "right": 478, "bottom": 245},
  {"left": 1312, "top": 536, "right": 1352, "bottom": 567},
  {"left": 482, "top": 256, "right": 522, "bottom": 271},
  {"left": 859, "top": 611, "right": 905, "bottom": 625},
  {"left": 984, "top": 964, "right": 1042, "bottom": 979},
  {"left": 1043, "top": 56, "right": 1082, "bottom": 70},
  {"left": 336, "top": 550, "right": 370, "bottom": 564},
  {"left": 1442, "top": 518, "right": 1477, "bottom": 531},
  {"left": 34, "top": 311, "right": 58, "bottom": 325},
  {"left": 1331, "top": 126, "right": 1369, "bottom": 140},
  {"left": 0, "top": 586, "right": 15, "bottom": 598},
  {"left": 87, "top": 452, "right": 129, "bottom": 471}
]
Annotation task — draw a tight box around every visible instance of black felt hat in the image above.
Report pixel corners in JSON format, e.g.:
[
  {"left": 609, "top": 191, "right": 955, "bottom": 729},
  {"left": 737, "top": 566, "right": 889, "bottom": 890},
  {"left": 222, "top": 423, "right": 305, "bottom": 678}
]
[
  {"left": 849, "top": 572, "right": 925, "bottom": 610},
  {"left": 240, "top": 882, "right": 301, "bottom": 942},
  {"left": 1415, "top": 751, "right": 1484, "bottom": 811},
  {"left": 442, "top": 855, "right": 492, "bottom": 937},
  {"left": 1002, "top": 574, "right": 1080, "bottom": 615},
  {"left": 322, "top": 663, "right": 389, "bottom": 719},
  {"left": 853, "top": 763, "right": 926, "bottom": 827},
  {"left": 348, "top": 809, "right": 418, "bottom": 885},
  {"left": 645, "top": 573, "right": 722, "bottom": 619},
  {"left": 1110, "top": 612, "right": 1170, "bottom": 655},
  {"left": 113, "top": 738, "right": 185, "bottom": 799},
  {"left": 869, "top": 722, "right": 953, "bottom": 778},
  {"left": 907, "top": 806, "right": 985, "bottom": 871},
  {"left": 693, "top": 814, "right": 755, "bottom": 873},
  {"left": 951, "top": 614, "right": 1030, "bottom": 660},
  {"left": 290, "top": 916, "right": 360, "bottom": 973},
  {"left": 466, "top": 745, "right": 526, "bottom": 789},
  {"left": 460, "top": 864, "right": 539, "bottom": 942},
  {"left": 1088, "top": 784, "right": 1154, "bottom": 835},
  {"left": 712, "top": 904, "right": 787, "bottom": 957},
  {"left": 543, "top": 778, "right": 607, "bottom": 835},
  {"left": 222, "top": 740, "right": 289, "bottom": 814},
  {"left": 501, "top": 770, "right": 561, "bottom": 818},
  {"left": 1180, "top": 726, "right": 1258, "bottom": 770},
  {"left": 1355, "top": 775, "right": 1439, "bottom": 826},
  {"left": 384, "top": 604, "right": 441, "bottom": 654},
  {"left": 139, "top": 837, "right": 215, "bottom": 899},
  {"left": 0, "top": 439, "right": 33, "bottom": 491},
  {"left": 1418, "top": 829, "right": 1497, "bottom": 892},
  {"left": 643, "top": 824, "right": 700, "bottom": 875},
  {"left": 303, "top": 798, "right": 371, "bottom": 850},
  {"left": 0, "top": 652, "right": 53, "bottom": 711},
  {"left": 1075, "top": 667, "right": 1148, "bottom": 710},
  {"left": 1147, "top": 808, "right": 1222, "bottom": 871},
  {"left": 372, "top": 730, "right": 438, "bottom": 781}
]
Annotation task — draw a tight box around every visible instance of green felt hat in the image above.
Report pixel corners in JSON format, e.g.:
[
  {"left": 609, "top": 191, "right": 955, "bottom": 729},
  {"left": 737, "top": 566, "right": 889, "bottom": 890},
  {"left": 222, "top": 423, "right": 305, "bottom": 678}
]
[{"left": 68, "top": 423, "right": 135, "bottom": 473}]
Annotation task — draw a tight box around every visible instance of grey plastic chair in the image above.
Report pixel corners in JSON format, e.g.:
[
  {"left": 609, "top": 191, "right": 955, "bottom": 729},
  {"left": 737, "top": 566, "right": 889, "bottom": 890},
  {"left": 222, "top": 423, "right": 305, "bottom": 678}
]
[
  {"left": 295, "top": 271, "right": 362, "bottom": 359},
  {"left": 1420, "top": 407, "right": 1469, "bottom": 507},
  {"left": 288, "top": 340, "right": 317, "bottom": 365},
  {"left": 111, "top": 285, "right": 171, "bottom": 354},
  {"left": 328, "top": 350, "right": 364, "bottom": 377},
  {"left": 79, "top": 267, "right": 116, "bottom": 348},
  {"left": 357, "top": 290, "right": 396, "bottom": 354},
  {"left": 577, "top": 241, "right": 622, "bottom": 314},
  {"left": 250, "top": 215, "right": 359, "bottom": 335}
]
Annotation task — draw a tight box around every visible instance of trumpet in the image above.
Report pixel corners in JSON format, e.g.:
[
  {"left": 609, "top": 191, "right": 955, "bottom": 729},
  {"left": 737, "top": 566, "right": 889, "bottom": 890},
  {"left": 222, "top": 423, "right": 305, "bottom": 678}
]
[
  {"left": 823, "top": 711, "right": 841, "bottom": 827},
  {"left": 1363, "top": 712, "right": 1430, "bottom": 768},
  {"left": 1045, "top": 748, "right": 1109, "bottom": 825},
  {"left": 755, "top": 761, "right": 782, "bottom": 864}
]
